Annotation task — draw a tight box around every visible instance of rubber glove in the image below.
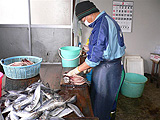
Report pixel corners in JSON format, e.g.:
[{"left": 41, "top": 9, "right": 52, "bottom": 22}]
[
  {"left": 83, "top": 68, "right": 92, "bottom": 74},
  {"left": 66, "top": 67, "right": 81, "bottom": 76}
]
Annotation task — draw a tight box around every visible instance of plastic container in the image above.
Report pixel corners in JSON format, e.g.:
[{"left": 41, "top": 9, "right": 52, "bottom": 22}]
[
  {"left": 127, "top": 58, "right": 144, "bottom": 75},
  {"left": 124, "top": 55, "right": 144, "bottom": 75},
  {"left": 0, "top": 56, "right": 42, "bottom": 79},
  {"left": 0, "top": 72, "right": 3, "bottom": 97},
  {"left": 86, "top": 69, "right": 93, "bottom": 82},
  {"left": 121, "top": 73, "right": 147, "bottom": 98},
  {"left": 58, "top": 46, "right": 81, "bottom": 67}
]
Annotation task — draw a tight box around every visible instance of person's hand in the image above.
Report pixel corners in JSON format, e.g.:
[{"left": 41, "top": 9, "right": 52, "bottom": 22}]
[
  {"left": 66, "top": 67, "right": 81, "bottom": 76},
  {"left": 83, "top": 67, "right": 92, "bottom": 74},
  {"left": 83, "top": 45, "right": 89, "bottom": 51}
]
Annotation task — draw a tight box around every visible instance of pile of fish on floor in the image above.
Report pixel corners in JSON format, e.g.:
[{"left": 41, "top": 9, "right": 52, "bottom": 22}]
[{"left": 0, "top": 81, "right": 84, "bottom": 120}]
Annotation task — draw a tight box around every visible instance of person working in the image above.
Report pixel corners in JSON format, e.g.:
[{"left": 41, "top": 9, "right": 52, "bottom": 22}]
[{"left": 67, "top": 1, "right": 126, "bottom": 120}]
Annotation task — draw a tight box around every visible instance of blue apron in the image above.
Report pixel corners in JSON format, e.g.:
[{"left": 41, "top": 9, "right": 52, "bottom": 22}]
[{"left": 90, "top": 58, "right": 122, "bottom": 120}]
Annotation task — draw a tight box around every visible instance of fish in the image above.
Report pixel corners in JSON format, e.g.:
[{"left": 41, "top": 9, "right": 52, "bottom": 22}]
[
  {"left": 9, "top": 110, "right": 19, "bottom": 120},
  {"left": 67, "top": 95, "right": 77, "bottom": 104},
  {"left": 0, "top": 81, "right": 84, "bottom": 119},
  {"left": 0, "top": 110, "right": 4, "bottom": 120},
  {"left": 25, "top": 84, "right": 41, "bottom": 111},
  {"left": 67, "top": 103, "right": 85, "bottom": 117},
  {"left": 6, "top": 90, "right": 24, "bottom": 95},
  {"left": 13, "top": 94, "right": 33, "bottom": 110},
  {"left": 63, "top": 75, "right": 88, "bottom": 85},
  {"left": 19, "top": 111, "right": 42, "bottom": 120},
  {"left": 39, "top": 110, "right": 50, "bottom": 120},
  {"left": 41, "top": 90, "right": 54, "bottom": 99},
  {"left": 57, "top": 107, "right": 73, "bottom": 118},
  {"left": 37, "top": 100, "right": 65, "bottom": 112},
  {"left": 48, "top": 105, "right": 66, "bottom": 117},
  {"left": 49, "top": 117, "right": 65, "bottom": 120},
  {"left": 32, "top": 102, "right": 41, "bottom": 112},
  {"left": 13, "top": 95, "right": 27, "bottom": 104},
  {"left": 9, "top": 58, "right": 34, "bottom": 66},
  {"left": 13, "top": 110, "right": 31, "bottom": 118},
  {"left": 2, "top": 104, "right": 14, "bottom": 114},
  {"left": 4, "top": 98, "right": 11, "bottom": 107},
  {"left": 37, "top": 95, "right": 76, "bottom": 112}
]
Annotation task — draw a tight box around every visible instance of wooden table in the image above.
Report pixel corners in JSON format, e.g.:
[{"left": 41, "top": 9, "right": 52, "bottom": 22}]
[{"left": 60, "top": 67, "right": 98, "bottom": 120}]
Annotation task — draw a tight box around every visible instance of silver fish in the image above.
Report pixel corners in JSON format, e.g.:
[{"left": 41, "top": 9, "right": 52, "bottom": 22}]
[
  {"left": 32, "top": 102, "right": 41, "bottom": 112},
  {"left": 5, "top": 98, "right": 11, "bottom": 107},
  {"left": 0, "top": 81, "right": 84, "bottom": 120},
  {"left": 19, "top": 111, "right": 42, "bottom": 120},
  {"left": 13, "top": 95, "right": 27, "bottom": 104},
  {"left": 49, "top": 117, "right": 65, "bottom": 120},
  {"left": 39, "top": 91, "right": 43, "bottom": 105},
  {"left": 13, "top": 94, "right": 33, "bottom": 110},
  {"left": 0, "top": 110, "right": 4, "bottom": 120},
  {"left": 13, "top": 110, "right": 31, "bottom": 118},
  {"left": 67, "top": 95, "right": 77, "bottom": 104},
  {"left": 25, "top": 82, "right": 50, "bottom": 93},
  {"left": 37, "top": 95, "right": 76, "bottom": 112},
  {"left": 25, "top": 85, "right": 41, "bottom": 111},
  {"left": 48, "top": 106, "right": 66, "bottom": 117},
  {"left": 67, "top": 103, "right": 85, "bottom": 117},
  {"left": 6, "top": 90, "right": 24, "bottom": 95},
  {"left": 39, "top": 110, "right": 50, "bottom": 120},
  {"left": 6, "top": 95, "right": 18, "bottom": 101},
  {"left": 57, "top": 107, "right": 73, "bottom": 118},
  {"left": 37, "top": 100, "right": 65, "bottom": 112},
  {"left": 25, "top": 81, "right": 41, "bottom": 93},
  {"left": 2, "top": 104, "right": 14, "bottom": 114},
  {"left": 10, "top": 110, "right": 19, "bottom": 120},
  {"left": 41, "top": 90, "right": 54, "bottom": 99}
]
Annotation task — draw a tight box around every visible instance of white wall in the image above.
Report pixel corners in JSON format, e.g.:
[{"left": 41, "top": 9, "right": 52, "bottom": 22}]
[{"left": 81, "top": 0, "right": 160, "bottom": 73}]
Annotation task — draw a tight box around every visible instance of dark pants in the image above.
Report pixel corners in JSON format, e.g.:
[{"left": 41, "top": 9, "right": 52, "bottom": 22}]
[{"left": 90, "top": 58, "right": 122, "bottom": 120}]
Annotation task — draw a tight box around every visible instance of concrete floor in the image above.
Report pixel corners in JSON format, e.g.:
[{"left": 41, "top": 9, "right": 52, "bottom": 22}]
[
  {"left": 1, "top": 64, "right": 160, "bottom": 120},
  {"left": 116, "top": 78, "right": 160, "bottom": 120}
]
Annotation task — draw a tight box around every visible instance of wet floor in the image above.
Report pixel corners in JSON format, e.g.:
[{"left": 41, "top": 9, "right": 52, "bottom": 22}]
[{"left": 116, "top": 76, "right": 160, "bottom": 120}]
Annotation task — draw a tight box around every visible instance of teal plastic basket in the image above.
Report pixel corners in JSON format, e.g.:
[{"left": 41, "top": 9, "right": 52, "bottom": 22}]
[
  {"left": 0, "top": 56, "right": 42, "bottom": 79},
  {"left": 121, "top": 73, "right": 147, "bottom": 98}
]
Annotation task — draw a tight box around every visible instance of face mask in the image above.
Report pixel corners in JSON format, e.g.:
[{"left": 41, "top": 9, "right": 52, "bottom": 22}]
[{"left": 84, "top": 19, "right": 92, "bottom": 27}]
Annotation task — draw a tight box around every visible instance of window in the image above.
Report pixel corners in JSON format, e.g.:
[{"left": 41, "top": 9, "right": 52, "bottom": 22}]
[
  {"left": 0, "top": 0, "right": 28, "bottom": 24},
  {"left": 30, "top": 0, "right": 71, "bottom": 25}
]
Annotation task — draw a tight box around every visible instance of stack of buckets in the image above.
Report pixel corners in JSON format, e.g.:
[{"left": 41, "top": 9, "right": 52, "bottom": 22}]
[
  {"left": 0, "top": 72, "right": 3, "bottom": 97},
  {"left": 59, "top": 46, "right": 81, "bottom": 67}
]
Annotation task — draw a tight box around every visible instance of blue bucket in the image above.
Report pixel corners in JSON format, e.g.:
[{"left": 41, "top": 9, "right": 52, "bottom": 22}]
[
  {"left": 121, "top": 73, "right": 147, "bottom": 98},
  {"left": 58, "top": 46, "right": 81, "bottom": 67},
  {"left": 86, "top": 69, "right": 93, "bottom": 83}
]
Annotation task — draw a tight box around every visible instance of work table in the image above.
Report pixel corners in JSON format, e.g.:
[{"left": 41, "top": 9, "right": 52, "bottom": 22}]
[
  {"left": 1, "top": 65, "right": 98, "bottom": 119},
  {"left": 60, "top": 67, "right": 98, "bottom": 119}
]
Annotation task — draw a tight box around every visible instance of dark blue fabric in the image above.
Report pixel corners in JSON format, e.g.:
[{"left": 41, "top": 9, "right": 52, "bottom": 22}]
[
  {"left": 86, "top": 11, "right": 125, "bottom": 65},
  {"left": 87, "top": 12, "right": 109, "bottom": 63},
  {"left": 90, "top": 58, "right": 122, "bottom": 120}
]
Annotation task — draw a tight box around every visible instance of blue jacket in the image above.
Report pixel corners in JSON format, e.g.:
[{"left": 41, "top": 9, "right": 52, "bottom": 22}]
[{"left": 85, "top": 11, "right": 126, "bottom": 67}]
